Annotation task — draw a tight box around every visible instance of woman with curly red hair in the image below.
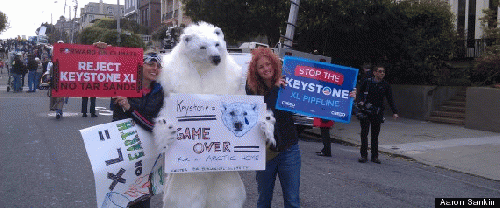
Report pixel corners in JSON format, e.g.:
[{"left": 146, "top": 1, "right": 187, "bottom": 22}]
[{"left": 246, "top": 48, "right": 301, "bottom": 208}]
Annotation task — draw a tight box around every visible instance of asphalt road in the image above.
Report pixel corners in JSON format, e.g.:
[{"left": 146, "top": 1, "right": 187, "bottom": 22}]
[{"left": 1, "top": 91, "right": 500, "bottom": 207}]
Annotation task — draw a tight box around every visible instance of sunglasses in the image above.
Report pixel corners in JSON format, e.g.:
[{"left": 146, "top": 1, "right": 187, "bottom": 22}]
[{"left": 143, "top": 53, "right": 162, "bottom": 63}]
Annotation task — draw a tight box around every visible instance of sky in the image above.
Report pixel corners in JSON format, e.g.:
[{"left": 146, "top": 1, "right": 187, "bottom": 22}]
[{"left": 0, "top": 0, "right": 119, "bottom": 39}]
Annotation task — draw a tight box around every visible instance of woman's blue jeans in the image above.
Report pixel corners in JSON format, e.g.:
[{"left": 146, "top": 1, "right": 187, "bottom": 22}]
[{"left": 256, "top": 144, "right": 301, "bottom": 208}]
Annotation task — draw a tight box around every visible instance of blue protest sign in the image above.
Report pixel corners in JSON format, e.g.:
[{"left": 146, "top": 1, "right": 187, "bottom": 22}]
[{"left": 276, "top": 56, "right": 358, "bottom": 123}]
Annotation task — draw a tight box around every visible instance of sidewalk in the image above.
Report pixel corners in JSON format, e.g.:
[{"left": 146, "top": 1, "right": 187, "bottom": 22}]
[{"left": 306, "top": 117, "right": 500, "bottom": 181}]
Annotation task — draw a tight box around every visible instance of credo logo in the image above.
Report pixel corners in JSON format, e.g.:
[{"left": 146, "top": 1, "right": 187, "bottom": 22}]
[
  {"left": 331, "top": 111, "right": 346, "bottom": 118},
  {"left": 281, "top": 101, "right": 296, "bottom": 108}
]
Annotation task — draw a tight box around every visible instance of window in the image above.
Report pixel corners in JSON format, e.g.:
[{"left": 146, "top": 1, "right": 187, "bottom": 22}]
[{"left": 107, "top": 7, "right": 114, "bottom": 14}]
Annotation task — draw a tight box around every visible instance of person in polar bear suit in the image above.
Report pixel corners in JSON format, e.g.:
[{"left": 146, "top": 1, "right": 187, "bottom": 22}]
[{"left": 153, "top": 22, "right": 276, "bottom": 208}]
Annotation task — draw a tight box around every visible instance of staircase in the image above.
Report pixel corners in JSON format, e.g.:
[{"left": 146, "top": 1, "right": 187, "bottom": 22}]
[{"left": 427, "top": 89, "right": 466, "bottom": 125}]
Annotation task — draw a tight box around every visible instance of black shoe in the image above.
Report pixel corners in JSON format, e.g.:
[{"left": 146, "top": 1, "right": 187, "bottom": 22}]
[
  {"left": 82, "top": 113, "right": 87, "bottom": 117},
  {"left": 56, "top": 113, "right": 61, "bottom": 119},
  {"left": 371, "top": 158, "right": 381, "bottom": 164},
  {"left": 358, "top": 157, "right": 368, "bottom": 163},
  {"left": 91, "top": 113, "right": 98, "bottom": 117},
  {"left": 316, "top": 152, "right": 331, "bottom": 157}
]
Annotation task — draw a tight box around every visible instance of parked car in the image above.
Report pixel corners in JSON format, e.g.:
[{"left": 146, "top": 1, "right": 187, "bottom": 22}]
[{"left": 293, "top": 114, "right": 315, "bottom": 135}]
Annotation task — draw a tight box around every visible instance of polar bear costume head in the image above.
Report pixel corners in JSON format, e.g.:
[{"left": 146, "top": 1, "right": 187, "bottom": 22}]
[
  {"left": 177, "top": 22, "right": 227, "bottom": 67},
  {"left": 159, "top": 21, "right": 244, "bottom": 94}
]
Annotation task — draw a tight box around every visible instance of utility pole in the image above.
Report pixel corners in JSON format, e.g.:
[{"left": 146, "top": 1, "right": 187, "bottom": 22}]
[
  {"left": 283, "top": 0, "right": 300, "bottom": 48},
  {"left": 117, "top": 0, "right": 121, "bottom": 46}
]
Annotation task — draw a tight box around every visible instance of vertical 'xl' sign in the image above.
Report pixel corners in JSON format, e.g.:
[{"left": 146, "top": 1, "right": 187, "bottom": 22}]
[
  {"left": 52, "top": 43, "right": 143, "bottom": 97},
  {"left": 276, "top": 56, "right": 358, "bottom": 123}
]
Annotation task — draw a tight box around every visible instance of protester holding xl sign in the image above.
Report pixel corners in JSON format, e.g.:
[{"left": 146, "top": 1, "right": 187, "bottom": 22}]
[
  {"left": 246, "top": 48, "right": 301, "bottom": 208},
  {"left": 356, "top": 65, "right": 398, "bottom": 164}
]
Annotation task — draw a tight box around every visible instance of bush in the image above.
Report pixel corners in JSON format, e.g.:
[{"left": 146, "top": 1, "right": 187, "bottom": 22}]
[{"left": 473, "top": 46, "right": 500, "bottom": 85}]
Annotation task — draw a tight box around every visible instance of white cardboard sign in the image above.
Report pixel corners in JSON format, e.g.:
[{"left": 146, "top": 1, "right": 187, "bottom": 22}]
[
  {"left": 163, "top": 93, "right": 267, "bottom": 173},
  {"left": 80, "top": 119, "right": 164, "bottom": 208}
]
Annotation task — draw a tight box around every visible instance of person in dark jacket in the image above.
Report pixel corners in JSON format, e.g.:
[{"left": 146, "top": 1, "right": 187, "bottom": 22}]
[
  {"left": 111, "top": 52, "right": 164, "bottom": 208},
  {"left": 112, "top": 52, "right": 164, "bottom": 132},
  {"left": 246, "top": 48, "right": 301, "bottom": 208},
  {"left": 11, "top": 55, "right": 24, "bottom": 92},
  {"left": 357, "top": 66, "right": 399, "bottom": 164},
  {"left": 26, "top": 55, "right": 38, "bottom": 92}
]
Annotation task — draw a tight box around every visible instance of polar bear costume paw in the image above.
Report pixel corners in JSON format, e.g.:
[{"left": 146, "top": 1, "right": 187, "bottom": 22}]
[
  {"left": 153, "top": 116, "right": 177, "bottom": 153},
  {"left": 259, "top": 110, "right": 276, "bottom": 148}
]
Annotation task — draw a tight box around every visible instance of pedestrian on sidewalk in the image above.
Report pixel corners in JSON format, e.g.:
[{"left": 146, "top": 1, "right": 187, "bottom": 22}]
[
  {"left": 11, "top": 54, "right": 24, "bottom": 93},
  {"left": 315, "top": 118, "right": 334, "bottom": 157},
  {"left": 315, "top": 89, "right": 356, "bottom": 157},
  {"left": 357, "top": 65, "right": 399, "bottom": 164},
  {"left": 81, "top": 97, "right": 97, "bottom": 117},
  {"left": 26, "top": 55, "right": 38, "bottom": 92},
  {"left": 35, "top": 57, "right": 43, "bottom": 90},
  {"left": 47, "top": 54, "right": 66, "bottom": 119},
  {"left": 246, "top": 48, "right": 301, "bottom": 208}
]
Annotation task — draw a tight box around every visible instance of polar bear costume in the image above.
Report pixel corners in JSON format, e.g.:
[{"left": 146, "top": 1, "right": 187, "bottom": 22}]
[{"left": 154, "top": 22, "right": 276, "bottom": 208}]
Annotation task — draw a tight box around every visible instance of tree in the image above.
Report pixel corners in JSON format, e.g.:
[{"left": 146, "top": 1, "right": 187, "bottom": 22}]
[
  {"left": 473, "top": 0, "right": 500, "bottom": 85},
  {"left": 78, "top": 19, "right": 145, "bottom": 48},
  {"left": 181, "top": 0, "right": 289, "bottom": 46},
  {"left": 396, "top": 0, "right": 457, "bottom": 85},
  {"left": 294, "top": 0, "right": 408, "bottom": 67},
  {"left": 0, "top": 11, "right": 9, "bottom": 34},
  {"left": 92, "top": 18, "right": 148, "bottom": 35},
  {"left": 293, "top": 0, "right": 456, "bottom": 85}
]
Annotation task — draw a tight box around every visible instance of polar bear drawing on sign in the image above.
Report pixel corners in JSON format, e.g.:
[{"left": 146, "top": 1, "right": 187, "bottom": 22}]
[
  {"left": 221, "top": 102, "right": 260, "bottom": 137},
  {"left": 153, "top": 22, "right": 276, "bottom": 208}
]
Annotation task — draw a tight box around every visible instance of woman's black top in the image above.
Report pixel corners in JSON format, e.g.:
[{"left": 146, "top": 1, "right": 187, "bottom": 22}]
[{"left": 246, "top": 85, "right": 299, "bottom": 152}]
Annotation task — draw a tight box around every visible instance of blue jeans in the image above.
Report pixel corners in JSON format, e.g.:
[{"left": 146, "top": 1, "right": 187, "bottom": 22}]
[
  {"left": 13, "top": 73, "right": 22, "bottom": 91},
  {"left": 28, "top": 71, "right": 36, "bottom": 91},
  {"left": 256, "top": 144, "right": 301, "bottom": 208},
  {"left": 35, "top": 72, "right": 41, "bottom": 90}
]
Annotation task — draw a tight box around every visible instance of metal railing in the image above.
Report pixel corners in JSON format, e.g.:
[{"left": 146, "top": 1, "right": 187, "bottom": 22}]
[{"left": 455, "top": 39, "right": 488, "bottom": 59}]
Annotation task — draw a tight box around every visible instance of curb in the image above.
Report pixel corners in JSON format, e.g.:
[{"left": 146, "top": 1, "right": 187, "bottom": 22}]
[{"left": 300, "top": 129, "right": 417, "bottom": 161}]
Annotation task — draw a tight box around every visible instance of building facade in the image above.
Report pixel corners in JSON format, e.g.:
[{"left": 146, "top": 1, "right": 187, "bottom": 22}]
[
  {"left": 446, "top": 0, "right": 500, "bottom": 57},
  {"left": 160, "top": 0, "right": 192, "bottom": 27},
  {"left": 79, "top": 0, "right": 124, "bottom": 30},
  {"left": 124, "top": 0, "right": 140, "bottom": 23},
  {"left": 54, "top": 16, "right": 80, "bottom": 43},
  {"left": 139, "top": 0, "right": 162, "bottom": 34}
]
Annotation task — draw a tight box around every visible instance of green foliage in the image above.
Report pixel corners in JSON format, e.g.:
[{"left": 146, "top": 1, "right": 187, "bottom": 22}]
[
  {"left": 181, "top": 0, "right": 458, "bottom": 85},
  {"left": 79, "top": 26, "right": 108, "bottom": 45},
  {"left": 181, "top": 0, "right": 289, "bottom": 45},
  {"left": 92, "top": 19, "right": 148, "bottom": 34},
  {"left": 396, "top": 0, "right": 457, "bottom": 85},
  {"left": 473, "top": 4, "right": 500, "bottom": 85},
  {"left": 0, "top": 11, "right": 9, "bottom": 34},
  {"left": 151, "top": 24, "right": 168, "bottom": 41},
  {"left": 78, "top": 19, "right": 145, "bottom": 49}
]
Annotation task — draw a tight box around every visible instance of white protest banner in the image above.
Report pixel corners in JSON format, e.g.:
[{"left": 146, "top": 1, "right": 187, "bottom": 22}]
[
  {"left": 80, "top": 119, "right": 165, "bottom": 208},
  {"left": 162, "top": 93, "right": 267, "bottom": 173}
]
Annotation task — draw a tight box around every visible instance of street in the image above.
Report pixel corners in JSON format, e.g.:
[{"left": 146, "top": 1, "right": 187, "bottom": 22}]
[{"left": 1, "top": 91, "right": 500, "bottom": 208}]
